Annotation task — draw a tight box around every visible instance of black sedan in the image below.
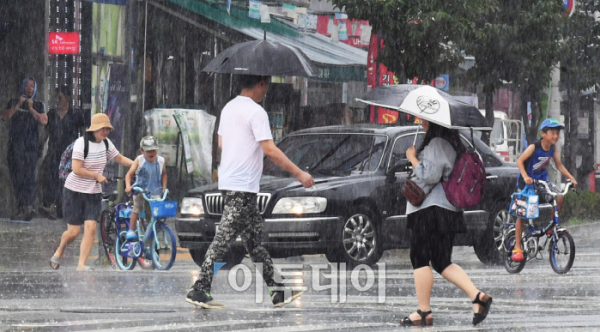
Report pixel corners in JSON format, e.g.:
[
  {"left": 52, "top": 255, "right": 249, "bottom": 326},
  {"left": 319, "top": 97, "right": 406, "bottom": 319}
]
[{"left": 176, "top": 125, "right": 552, "bottom": 267}]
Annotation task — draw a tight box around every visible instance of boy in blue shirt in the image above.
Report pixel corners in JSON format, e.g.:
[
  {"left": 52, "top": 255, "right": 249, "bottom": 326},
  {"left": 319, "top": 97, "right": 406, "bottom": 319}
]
[
  {"left": 125, "top": 136, "right": 167, "bottom": 241},
  {"left": 512, "top": 118, "right": 577, "bottom": 262}
]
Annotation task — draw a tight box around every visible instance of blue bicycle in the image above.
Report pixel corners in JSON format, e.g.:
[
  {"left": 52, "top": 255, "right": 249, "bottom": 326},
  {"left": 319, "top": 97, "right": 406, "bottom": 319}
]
[
  {"left": 503, "top": 180, "right": 576, "bottom": 274},
  {"left": 114, "top": 187, "right": 178, "bottom": 270}
]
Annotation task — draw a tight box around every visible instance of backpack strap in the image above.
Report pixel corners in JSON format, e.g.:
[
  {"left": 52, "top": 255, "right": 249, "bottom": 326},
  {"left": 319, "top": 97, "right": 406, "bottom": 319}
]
[
  {"left": 83, "top": 137, "right": 89, "bottom": 159},
  {"left": 103, "top": 139, "right": 109, "bottom": 156}
]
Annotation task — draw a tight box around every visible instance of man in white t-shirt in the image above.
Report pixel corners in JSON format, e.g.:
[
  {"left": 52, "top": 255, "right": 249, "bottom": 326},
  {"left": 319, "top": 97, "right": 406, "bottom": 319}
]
[{"left": 186, "top": 75, "right": 314, "bottom": 309}]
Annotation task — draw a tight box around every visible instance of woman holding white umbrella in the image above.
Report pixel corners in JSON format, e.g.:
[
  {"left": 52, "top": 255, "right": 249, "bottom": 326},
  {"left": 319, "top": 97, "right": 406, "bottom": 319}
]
[
  {"left": 400, "top": 119, "right": 492, "bottom": 326},
  {"left": 357, "top": 84, "right": 493, "bottom": 326}
]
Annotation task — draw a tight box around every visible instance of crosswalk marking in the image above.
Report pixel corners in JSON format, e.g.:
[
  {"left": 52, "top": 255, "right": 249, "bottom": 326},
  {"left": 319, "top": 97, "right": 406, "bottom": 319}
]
[{"left": 12, "top": 318, "right": 146, "bottom": 328}]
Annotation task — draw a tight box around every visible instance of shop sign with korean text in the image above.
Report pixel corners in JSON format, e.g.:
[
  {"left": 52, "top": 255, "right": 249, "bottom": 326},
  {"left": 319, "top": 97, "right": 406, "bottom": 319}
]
[{"left": 49, "top": 32, "right": 80, "bottom": 54}]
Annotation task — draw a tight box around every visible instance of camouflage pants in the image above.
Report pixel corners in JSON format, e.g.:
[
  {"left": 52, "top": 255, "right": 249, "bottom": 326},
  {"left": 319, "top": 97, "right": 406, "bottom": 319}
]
[{"left": 193, "top": 191, "right": 277, "bottom": 292}]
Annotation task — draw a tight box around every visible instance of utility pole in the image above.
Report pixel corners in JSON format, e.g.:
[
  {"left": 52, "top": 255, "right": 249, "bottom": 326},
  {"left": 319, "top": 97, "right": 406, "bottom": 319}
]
[{"left": 547, "top": 65, "right": 562, "bottom": 184}]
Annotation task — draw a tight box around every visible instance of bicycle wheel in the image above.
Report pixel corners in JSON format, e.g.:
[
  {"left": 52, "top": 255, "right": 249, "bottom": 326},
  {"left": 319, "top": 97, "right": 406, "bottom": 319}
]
[
  {"left": 503, "top": 229, "right": 527, "bottom": 274},
  {"left": 115, "top": 230, "right": 137, "bottom": 270},
  {"left": 100, "top": 210, "right": 118, "bottom": 267},
  {"left": 137, "top": 217, "right": 154, "bottom": 270},
  {"left": 150, "top": 222, "right": 177, "bottom": 270},
  {"left": 549, "top": 230, "right": 575, "bottom": 274}
]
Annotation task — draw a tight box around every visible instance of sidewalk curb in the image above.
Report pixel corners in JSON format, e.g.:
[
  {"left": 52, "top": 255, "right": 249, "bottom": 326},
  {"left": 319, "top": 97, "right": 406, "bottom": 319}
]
[{"left": 567, "top": 220, "right": 600, "bottom": 228}]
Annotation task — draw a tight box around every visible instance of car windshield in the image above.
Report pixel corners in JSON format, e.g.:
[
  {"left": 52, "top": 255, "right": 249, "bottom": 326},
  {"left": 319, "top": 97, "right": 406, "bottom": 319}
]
[{"left": 263, "top": 134, "right": 387, "bottom": 177}]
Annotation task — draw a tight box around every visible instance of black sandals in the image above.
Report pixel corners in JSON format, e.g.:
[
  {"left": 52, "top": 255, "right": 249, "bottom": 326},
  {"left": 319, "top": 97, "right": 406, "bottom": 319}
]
[
  {"left": 472, "top": 291, "right": 493, "bottom": 326},
  {"left": 400, "top": 309, "right": 433, "bottom": 326}
]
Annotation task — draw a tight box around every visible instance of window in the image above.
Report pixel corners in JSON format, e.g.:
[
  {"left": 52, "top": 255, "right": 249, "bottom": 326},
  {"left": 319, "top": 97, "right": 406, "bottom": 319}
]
[
  {"left": 388, "top": 132, "right": 502, "bottom": 170},
  {"left": 264, "top": 134, "right": 388, "bottom": 177},
  {"left": 388, "top": 133, "right": 425, "bottom": 170},
  {"left": 461, "top": 135, "right": 503, "bottom": 168}
]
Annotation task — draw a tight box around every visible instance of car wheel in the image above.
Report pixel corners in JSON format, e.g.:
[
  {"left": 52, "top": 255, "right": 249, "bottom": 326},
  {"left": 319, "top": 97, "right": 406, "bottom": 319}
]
[
  {"left": 189, "top": 247, "right": 245, "bottom": 269},
  {"left": 330, "top": 206, "right": 383, "bottom": 268},
  {"left": 189, "top": 248, "right": 208, "bottom": 267},
  {"left": 473, "top": 203, "right": 512, "bottom": 265}
]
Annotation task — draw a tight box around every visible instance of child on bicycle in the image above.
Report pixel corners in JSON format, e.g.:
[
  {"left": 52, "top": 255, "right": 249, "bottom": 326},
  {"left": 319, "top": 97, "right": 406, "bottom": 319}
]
[
  {"left": 124, "top": 136, "right": 167, "bottom": 241},
  {"left": 512, "top": 118, "right": 577, "bottom": 262}
]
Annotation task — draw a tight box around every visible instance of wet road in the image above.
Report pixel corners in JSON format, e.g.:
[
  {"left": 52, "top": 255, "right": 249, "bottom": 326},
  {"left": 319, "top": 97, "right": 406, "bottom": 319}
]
[{"left": 1, "top": 221, "right": 600, "bottom": 331}]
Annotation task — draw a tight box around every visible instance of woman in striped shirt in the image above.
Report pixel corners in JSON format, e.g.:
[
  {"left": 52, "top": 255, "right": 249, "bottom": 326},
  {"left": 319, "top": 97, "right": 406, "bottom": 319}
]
[{"left": 50, "top": 113, "right": 133, "bottom": 271}]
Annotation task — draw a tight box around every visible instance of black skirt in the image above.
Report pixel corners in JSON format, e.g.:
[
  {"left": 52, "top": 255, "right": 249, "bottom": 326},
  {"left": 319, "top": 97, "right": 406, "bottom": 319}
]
[{"left": 407, "top": 205, "right": 467, "bottom": 235}]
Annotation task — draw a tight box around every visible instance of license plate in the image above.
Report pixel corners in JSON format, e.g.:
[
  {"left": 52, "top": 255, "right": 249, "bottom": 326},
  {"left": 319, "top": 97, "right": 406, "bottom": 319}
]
[{"left": 215, "top": 224, "right": 241, "bottom": 241}]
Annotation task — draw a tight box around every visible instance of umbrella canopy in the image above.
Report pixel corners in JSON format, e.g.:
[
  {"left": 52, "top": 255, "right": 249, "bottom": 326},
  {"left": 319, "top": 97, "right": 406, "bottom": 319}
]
[
  {"left": 202, "top": 39, "right": 319, "bottom": 77},
  {"left": 356, "top": 84, "right": 492, "bottom": 130}
]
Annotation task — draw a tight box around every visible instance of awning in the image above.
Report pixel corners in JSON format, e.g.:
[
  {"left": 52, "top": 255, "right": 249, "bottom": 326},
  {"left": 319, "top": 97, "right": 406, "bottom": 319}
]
[{"left": 165, "top": 0, "right": 367, "bottom": 82}]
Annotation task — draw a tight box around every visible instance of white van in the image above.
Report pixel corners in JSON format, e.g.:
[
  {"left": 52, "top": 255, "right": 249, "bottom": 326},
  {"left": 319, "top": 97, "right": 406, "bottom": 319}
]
[{"left": 478, "top": 110, "right": 523, "bottom": 162}]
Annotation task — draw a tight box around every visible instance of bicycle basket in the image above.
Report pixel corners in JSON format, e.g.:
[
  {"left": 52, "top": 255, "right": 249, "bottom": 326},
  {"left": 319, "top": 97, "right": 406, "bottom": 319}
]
[
  {"left": 509, "top": 184, "right": 539, "bottom": 219},
  {"left": 149, "top": 201, "right": 178, "bottom": 218}
]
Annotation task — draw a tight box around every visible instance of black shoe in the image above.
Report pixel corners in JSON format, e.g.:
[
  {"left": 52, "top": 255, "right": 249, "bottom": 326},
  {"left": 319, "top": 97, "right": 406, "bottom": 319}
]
[
  {"left": 185, "top": 289, "right": 225, "bottom": 309},
  {"left": 400, "top": 309, "right": 433, "bottom": 326},
  {"left": 472, "top": 292, "right": 493, "bottom": 326},
  {"left": 270, "top": 286, "right": 306, "bottom": 307},
  {"left": 21, "top": 206, "right": 36, "bottom": 221}
]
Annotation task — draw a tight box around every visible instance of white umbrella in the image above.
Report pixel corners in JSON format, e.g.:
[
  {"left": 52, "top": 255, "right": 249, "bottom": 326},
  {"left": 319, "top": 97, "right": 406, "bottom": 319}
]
[{"left": 356, "top": 84, "right": 492, "bottom": 131}]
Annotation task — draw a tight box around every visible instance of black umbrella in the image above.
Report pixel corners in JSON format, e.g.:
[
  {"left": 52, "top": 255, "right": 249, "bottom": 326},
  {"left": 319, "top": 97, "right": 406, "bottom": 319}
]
[
  {"left": 356, "top": 84, "right": 491, "bottom": 131},
  {"left": 202, "top": 37, "right": 319, "bottom": 77}
]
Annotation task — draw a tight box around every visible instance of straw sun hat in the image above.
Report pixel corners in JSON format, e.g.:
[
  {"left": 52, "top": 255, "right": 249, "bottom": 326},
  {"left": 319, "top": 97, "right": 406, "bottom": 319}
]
[{"left": 86, "top": 113, "right": 114, "bottom": 132}]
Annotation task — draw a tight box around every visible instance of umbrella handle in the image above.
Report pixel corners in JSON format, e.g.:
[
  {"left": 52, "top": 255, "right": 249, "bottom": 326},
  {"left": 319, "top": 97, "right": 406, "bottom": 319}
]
[{"left": 412, "top": 127, "right": 420, "bottom": 146}]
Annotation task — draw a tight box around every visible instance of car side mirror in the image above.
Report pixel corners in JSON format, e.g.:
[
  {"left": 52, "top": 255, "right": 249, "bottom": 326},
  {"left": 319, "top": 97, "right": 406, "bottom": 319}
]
[{"left": 387, "top": 158, "right": 411, "bottom": 175}]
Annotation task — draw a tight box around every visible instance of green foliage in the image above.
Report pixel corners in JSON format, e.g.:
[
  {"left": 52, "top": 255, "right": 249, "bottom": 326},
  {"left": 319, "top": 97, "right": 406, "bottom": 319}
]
[
  {"left": 560, "top": 0, "right": 600, "bottom": 93},
  {"left": 332, "top": 0, "right": 599, "bottom": 158},
  {"left": 558, "top": 0, "right": 600, "bottom": 175},
  {"left": 331, "top": 0, "right": 489, "bottom": 81},
  {"left": 462, "top": 0, "right": 563, "bottom": 139},
  {"left": 562, "top": 191, "right": 600, "bottom": 223},
  {"left": 333, "top": 0, "right": 564, "bottom": 141}
]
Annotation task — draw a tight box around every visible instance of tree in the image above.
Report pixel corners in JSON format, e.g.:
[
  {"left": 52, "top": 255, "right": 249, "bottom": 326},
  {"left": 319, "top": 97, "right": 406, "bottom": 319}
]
[
  {"left": 559, "top": 0, "right": 600, "bottom": 179},
  {"left": 462, "top": 0, "right": 563, "bottom": 144},
  {"left": 330, "top": 0, "right": 490, "bottom": 81},
  {"left": 509, "top": 1, "right": 563, "bottom": 145},
  {"left": 333, "top": 0, "right": 563, "bottom": 148}
]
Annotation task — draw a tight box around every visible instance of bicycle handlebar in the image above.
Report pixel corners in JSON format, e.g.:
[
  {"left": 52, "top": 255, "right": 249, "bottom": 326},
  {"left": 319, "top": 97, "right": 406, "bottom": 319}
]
[
  {"left": 534, "top": 179, "right": 574, "bottom": 197},
  {"left": 132, "top": 186, "right": 169, "bottom": 202}
]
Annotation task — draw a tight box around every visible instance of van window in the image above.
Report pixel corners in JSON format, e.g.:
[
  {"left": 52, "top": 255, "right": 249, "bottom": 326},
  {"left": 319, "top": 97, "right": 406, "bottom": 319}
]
[{"left": 491, "top": 121, "right": 504, "bottom": 145}]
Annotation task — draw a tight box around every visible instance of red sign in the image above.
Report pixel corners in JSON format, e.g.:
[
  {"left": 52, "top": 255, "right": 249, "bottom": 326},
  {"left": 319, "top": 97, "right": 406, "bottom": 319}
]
[
  {"left": 564, "top": 0, "right": 575, "bottom": 17},
  {"left": 367, "top": 35, "right": 401, "bottom": 123},
  {"left": 48, "top": 32, "right": 80, "bottom": 54},
  {"left": 377, "top": 109, "right": 399, "bottom": 124},
  {"left": 367, "top": 35, "right": 398, "bottom": 90}
]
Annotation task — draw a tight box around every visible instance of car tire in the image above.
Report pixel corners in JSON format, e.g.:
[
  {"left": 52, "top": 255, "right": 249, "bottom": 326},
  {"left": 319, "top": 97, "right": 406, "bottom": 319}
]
[
  {"left": 473, "top": 203, "right": 512, "bottom": 265},
  {"left": 189, "top": 248, "right": 208, "bottom": 267},
  {"left": 189, "top": 247, "right": 245, "bottom": 269},
  {"left": 328, "top": 206, "right": 383, "bottom": 268}
]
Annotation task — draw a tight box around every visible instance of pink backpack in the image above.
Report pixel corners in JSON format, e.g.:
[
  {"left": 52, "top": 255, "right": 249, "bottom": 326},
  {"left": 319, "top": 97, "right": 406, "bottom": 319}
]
[{"left": 443, "top": 148, "right": 486, "bottom": 208}]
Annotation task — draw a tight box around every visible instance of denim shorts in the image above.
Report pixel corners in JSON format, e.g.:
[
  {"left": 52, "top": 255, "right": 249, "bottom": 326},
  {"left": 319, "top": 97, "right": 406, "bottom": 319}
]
[{"left": 62, "top": 188, "right": 102, "bottom": 225}]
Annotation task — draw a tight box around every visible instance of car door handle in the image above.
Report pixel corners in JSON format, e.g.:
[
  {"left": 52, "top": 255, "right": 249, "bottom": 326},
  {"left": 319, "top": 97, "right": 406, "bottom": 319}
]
[{"left": 486, "top": 174, "right": 498, "bottom": 180}]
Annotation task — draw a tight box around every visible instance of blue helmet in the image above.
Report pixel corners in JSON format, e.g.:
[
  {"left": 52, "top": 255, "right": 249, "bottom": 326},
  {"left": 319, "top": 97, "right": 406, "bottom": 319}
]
[{"left": 540, "top": 118, "right": 565, "bottom": 131}]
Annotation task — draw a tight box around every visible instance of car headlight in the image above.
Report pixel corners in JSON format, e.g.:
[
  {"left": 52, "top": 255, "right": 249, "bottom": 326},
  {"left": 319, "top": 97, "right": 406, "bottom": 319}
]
[
  {"left": 272, "top": 197, "right": 327, "bottom": 215},
  {"left": 180, "top": 197, "right": 204, "bottom": 216}
]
